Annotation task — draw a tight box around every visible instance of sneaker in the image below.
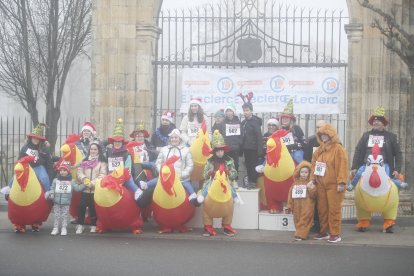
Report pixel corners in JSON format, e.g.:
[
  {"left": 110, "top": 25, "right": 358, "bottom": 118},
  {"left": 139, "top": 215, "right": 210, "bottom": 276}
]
[
  {"left": 75, "top": 225, "right": 84, "bottom": 234},
  {"left": 51, "top": 228, "right": 59, "bottom": 236},
  {"left": 90, "top": 226, "right": 97, "bottom": 233},
  {"left": 327, "top": 235, "right": 342, "bottom": 243},
  {"left": 31, "top": 225, "right": 40, "bottom": 232},
  {"left": 222, "top": 224, "right": 237, "bottom": 236},
  {"left": 384, "top": 225, "right": 394, "bottom": 234},
  {"left": 60, "top": 228, "right": 67, "bottom": 236},
  {"left": 203, "top": 225, "right": 217, "bottom": 237},
  {"left": 313, "top": 233, "right": 330, "bottom": 240}
]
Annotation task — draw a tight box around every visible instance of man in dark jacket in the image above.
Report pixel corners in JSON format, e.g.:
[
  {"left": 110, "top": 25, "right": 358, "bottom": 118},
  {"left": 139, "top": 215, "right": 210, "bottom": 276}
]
[
  {"left": 241, "top": 102, "right": 262, "bottom": 189},
  {"left": 349, "top": 107, "right": 406, "bottom": 190}
]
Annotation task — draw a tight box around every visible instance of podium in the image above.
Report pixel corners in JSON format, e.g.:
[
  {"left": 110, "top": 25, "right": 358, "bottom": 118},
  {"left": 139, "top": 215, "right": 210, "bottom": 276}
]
[{"left": 186, "top": 188, "right": 259, "bottom": 229}]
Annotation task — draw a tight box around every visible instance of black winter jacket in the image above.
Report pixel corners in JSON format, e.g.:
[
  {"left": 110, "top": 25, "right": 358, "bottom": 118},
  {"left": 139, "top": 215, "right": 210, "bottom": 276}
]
[{"left": 241, "top": 115, "right": 263, "bottom": 155}]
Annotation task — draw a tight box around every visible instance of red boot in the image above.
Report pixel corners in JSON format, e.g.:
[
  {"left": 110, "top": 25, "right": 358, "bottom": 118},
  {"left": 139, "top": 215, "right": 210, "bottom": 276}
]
[
  {"left": 203, "top": 225, "right": 217, "bottom": 237},
  {"left": 222, "top": 224, "right": 237, "bottom": 236}
]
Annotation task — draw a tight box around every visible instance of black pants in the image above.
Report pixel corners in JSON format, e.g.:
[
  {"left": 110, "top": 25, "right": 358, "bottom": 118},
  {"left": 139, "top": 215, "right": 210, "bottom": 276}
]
[
  {"left": 243, "top": 149, "right": 259, "bottom": 184},
  {"left": 78, "top": 193, "right": 97, "bottom": 226},
  {"left": 227, "top": 150, "right": 239, "bottom": 172}
]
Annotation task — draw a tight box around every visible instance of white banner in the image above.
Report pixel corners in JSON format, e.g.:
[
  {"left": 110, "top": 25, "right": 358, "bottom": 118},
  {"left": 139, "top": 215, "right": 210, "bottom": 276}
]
[{"left": 180, "top": 68, "right": 345, "bottom": 114}]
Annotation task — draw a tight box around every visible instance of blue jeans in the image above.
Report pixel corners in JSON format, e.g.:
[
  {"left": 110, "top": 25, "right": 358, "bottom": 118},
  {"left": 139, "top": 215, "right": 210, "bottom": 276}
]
[
  {"left": 350, "top": 163, "right": 404, "bottom": 188},
  {"left": 291, "top": 150, "right": 304, "bottom": 164},
  {"left": 8, "top": 165, "right": 51, "bottom": 191},
  {"left": 145, "top": 178, "right": 195, "bottom": 195}
]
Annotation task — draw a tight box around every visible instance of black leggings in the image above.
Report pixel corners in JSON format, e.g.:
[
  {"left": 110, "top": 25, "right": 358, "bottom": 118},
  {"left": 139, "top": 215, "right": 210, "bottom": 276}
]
[{"left": 78, "top": 193, "right": 97, "bottom": 226}]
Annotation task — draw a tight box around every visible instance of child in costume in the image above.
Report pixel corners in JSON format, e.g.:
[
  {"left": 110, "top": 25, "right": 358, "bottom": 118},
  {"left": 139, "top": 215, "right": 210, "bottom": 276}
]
[
  {"left": 49, "top": 164, "right": 86, "bottom": 236},
  {"left": 286, "top": 161, "right": 317, "bottom": 241},
  {"left": 198, "top": 130, "right": 239, "bottom": 237}
]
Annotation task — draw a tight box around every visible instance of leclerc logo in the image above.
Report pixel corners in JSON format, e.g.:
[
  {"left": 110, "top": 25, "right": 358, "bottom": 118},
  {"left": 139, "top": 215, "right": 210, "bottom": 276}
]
[
  {"left": 217, "top": 77, "right": 233, "bottom": 94},
  {"left": 270, "top": 75, "right": 285, "bottom": 92},
  {"left": 322, "top": 77, "right": 339, "bottom": 94}
]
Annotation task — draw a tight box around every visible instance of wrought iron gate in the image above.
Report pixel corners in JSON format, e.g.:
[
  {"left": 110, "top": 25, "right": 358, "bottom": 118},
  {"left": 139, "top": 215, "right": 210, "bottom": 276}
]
[{"left": 153, "top": 0, "right": 348, "bottom": 140}]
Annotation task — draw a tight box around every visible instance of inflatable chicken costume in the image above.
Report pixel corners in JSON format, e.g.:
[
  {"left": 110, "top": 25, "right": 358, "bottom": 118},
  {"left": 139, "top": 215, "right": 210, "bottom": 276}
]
[
  {"left": 190, "top": 120, "right": 212, "bottom": 184},
  {"left": 8, "top": 156, "right": 52, "bottom": 232},
  {"left": 263, "top": 129, "right": 295, "bottom": 213},
  {"left": 354, "top": 144, "right": 399, "bottom": 233},
  {"left": 151, "top": 156, "right": 196, "bottom": 233},
  {"left": 94, "top": 165, "right": 143, "bottom": 234}
]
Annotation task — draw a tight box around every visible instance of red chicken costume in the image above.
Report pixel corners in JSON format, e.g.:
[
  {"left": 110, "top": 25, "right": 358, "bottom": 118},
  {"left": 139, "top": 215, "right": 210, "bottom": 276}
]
[
  {"left": 94, "top": 165, "right": 143, "bottom": 234},
  {"left": 8, "top": 156, "right": 52, "bottom": 232},
  {"left": 263, "top": 129, "right": 295, "bottom": 213},
  {"left": 151, "top": 156, "right": 196, "bottom": 233}
]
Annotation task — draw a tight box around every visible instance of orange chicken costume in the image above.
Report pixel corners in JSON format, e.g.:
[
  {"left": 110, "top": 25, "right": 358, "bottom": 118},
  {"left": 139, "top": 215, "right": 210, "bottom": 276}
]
[{"left": 190, "top": 120, "right": 212, "bottom": 184}]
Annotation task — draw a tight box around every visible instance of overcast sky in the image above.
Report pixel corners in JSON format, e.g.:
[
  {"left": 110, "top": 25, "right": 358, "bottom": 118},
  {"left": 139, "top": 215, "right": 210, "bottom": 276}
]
[{"left": 162, "top": 0, "right": 348, "bottom": 15}]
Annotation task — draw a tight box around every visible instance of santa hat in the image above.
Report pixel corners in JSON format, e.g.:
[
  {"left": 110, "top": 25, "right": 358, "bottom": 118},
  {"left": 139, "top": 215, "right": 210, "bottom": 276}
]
[
  {"left": 129, "top": 121, "right": 150, "bottom": 139},
  {"left": 108, "top": 118, "right": 127, "bottom": 144},
  {"left": 81, "top": 122, "right": 96, "bottom": 135},
  {"left": 161, "top": 111, "right": 174, "bottom": 123},
  {"left": 27, "top": 123, "right": 47, "bottom": 140},
  {"left": 189, "top": 97, "right": 202, "bottom": 106},
  {"left": 277, "top": 98, "right": 296, "bottom": 122},
  {"left": 368, "top": 106, "right": 388, "bottom": 126},
  {"left": 57, "top": 163, "right": 71, "bottom": 174}
]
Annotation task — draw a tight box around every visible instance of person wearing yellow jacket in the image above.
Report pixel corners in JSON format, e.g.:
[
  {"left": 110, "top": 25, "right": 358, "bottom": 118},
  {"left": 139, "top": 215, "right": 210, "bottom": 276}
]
[{"left": 309, "top": 124, "right": 348, "bottom": 243}]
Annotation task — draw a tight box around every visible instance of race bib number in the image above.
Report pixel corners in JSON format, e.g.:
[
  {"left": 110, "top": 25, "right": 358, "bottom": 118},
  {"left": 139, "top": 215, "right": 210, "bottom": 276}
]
[
  {"left": 108, "top": 157, "right": 124, "bottom": 171},
  {"left": 312, "top": 146, "right": 319, "bottom": 153},
  {"left": 55, "top": 180, "right": 72, "bottom": 194},
  {"left": 188, "top": 124, "right": 199, "bottom": 137},
  {"left": 225, "top": 124, "right": 241, "bottom": 136},
  {"left": 281, "top": 132, "right": 294, "bottom": 145},
  {"left": 314, "top": 161, "right": 326, "bottom": 176},
  {"left": 367, "top": 135, "right": 384, "bottom": 148},
  {"left": 25, "top": 148, "right": 39, "bottom": 161},
  {"left": 292, "top": 185, "right": 307, "bottom": 199}
]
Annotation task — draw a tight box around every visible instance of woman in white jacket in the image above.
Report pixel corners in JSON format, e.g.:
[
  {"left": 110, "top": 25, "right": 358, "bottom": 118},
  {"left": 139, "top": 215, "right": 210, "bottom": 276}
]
[
  {"left": 138, "top": 129, "right": 199, "bottom": 206},
  {"left": 179, "top": 97, "right": 210, "bottom": 145}
]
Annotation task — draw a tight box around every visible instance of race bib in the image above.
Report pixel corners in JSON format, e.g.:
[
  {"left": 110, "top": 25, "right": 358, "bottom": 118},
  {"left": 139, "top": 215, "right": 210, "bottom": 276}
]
[
  {"left": 314, "top": 161, "right": 326, "bottom": 176},
  {"left": 281, "top": 132, "right": 294, "bottom": 145},
  {"left": 312, "top": 146, "right": 319, "bottom": 153},
  {"left": 55, "top": 180, "right": 72, "bottom": 194},
  {"left": 367, "top": 135, "right": 384, "bottom": 148},
  {"left": 188, "top": 124, "right": 199, "bottom": 137},
  {"left": 25, "top": 148, "right": 39, "bottom": 161},
  {"left": 292, "top": 185, "right": 307, "bottom": 199},
  {"left": 225, "top": 124, "right": 241, "bottom": 136},
  {"left": 108, "top": 157, "right": 124, "bottom": 171}
]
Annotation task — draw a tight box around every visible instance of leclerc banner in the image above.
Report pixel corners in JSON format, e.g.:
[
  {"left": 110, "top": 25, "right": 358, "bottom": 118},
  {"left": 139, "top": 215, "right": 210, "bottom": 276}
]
[{"left": 180, "top": 67, "right": 345, "bottom": 115}]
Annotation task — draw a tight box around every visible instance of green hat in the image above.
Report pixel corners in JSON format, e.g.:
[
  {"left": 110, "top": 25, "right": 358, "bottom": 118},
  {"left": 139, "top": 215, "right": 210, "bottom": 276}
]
[
  {"left": 215, "top": 109, "right": 225, "bottom": 118},
  {"left": 27, "top": 123, "right": 47, "bottom": 140},
  {"left": 108, "top": 118, "right": 126, "bottom": 144},
  {"left": 210, "top": 129, "right": 229, "bottom": 154},
  {"left": 277, "top": 98, "right": 296, "bottom": 121},
  {"left": 368, "top": 106, "right": 388, "bottom": 126}
]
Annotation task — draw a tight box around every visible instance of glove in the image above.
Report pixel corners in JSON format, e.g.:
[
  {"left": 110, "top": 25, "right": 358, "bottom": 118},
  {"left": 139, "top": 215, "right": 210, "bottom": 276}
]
[
  {"left": 234, "top": 196, "right": 240, "bottom": 205},
  {"left": 337, "top": 183, "right": 345, "bottom": 192},
  {"left": 83, "top": 178, "right": 91, "bottom": 186},
  {"left": 400, "top": 182, "right": 408, "bottom": 189},
  {"left": 139, "top": 180, "right": 148, "bottom": 190},
  {"left": 197, "top": 195, "right": 205, "bottom": 204},
  {"left": 346, "top": 183, "right": 354, "bottom": 192},
  {"left": 223, "top": 169, "right": 230, "bottom": 175},
  {"left": 1, "top": 186, "right": 10, "bottom": 195},
  {"left": 255, "top": 165, "right": 264, "bottom": 173},
  {"left": 208, "top": 170, "right": 215, "bottom": 177},
  {"left": 44, "top": 191, "right": 52, "bottom": 200}
]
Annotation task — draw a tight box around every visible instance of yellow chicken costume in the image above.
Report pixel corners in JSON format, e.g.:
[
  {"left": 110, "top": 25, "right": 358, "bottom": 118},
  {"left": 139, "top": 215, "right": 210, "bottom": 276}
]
[
  {"left": 190, "top": 120, "right": 212, "bottom": 184},
  {"left": 354, "top": 144, "right": 399, "bottom": 233}
]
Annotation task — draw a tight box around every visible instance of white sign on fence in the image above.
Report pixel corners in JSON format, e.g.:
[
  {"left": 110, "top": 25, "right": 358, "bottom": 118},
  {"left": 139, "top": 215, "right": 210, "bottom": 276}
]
[{"left": 180, "top": 67, "right": 345, "bottom": 115}]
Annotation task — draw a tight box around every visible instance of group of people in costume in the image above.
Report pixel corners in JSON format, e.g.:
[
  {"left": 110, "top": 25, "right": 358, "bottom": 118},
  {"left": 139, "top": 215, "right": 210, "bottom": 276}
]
[{"left": 1, "top": 93, "right": 407, "bottom": 242}]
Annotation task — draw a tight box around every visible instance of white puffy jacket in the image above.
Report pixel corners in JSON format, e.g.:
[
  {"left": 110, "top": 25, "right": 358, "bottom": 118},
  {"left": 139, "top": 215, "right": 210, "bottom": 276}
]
[{"left": 155, "top": 143, "right": 194, "bottom": 181}]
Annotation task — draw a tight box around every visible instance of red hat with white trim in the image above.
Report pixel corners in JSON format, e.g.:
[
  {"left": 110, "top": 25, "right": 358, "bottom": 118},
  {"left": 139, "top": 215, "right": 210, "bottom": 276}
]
[
  {"left": 161, "top": 111, "right": 175, "bottom": 123},
  {"left": 81, "top": 122, "right": 96, "bottom": 135},
  {"left": 189, "top": 97, "right": 202, "bottom": 106}
]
